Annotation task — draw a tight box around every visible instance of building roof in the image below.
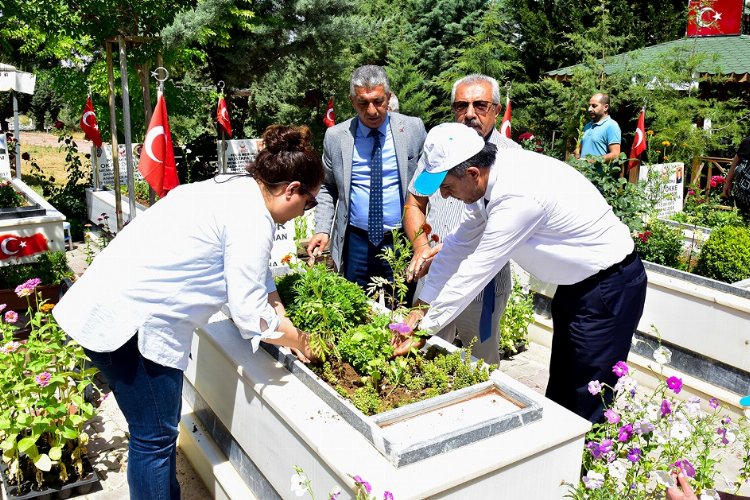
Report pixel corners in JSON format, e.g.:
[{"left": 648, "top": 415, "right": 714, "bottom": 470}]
[{"left": 546, "top": 35, "right": 750, "bottom": 82}]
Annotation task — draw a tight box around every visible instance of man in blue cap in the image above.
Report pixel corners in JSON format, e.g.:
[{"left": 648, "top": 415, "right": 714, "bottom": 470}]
[{"left": 396, "top": 123, "right": 647, "bottom": 423}]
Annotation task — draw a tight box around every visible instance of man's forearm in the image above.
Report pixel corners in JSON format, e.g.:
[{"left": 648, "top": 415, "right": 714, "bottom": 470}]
[{"left": 403, "top": 195, "right": 430, "bottom": 247}]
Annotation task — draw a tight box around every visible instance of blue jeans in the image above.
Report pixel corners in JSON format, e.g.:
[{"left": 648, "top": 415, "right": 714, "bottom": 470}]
[{"left": 85, "top": 334, "right": 183, "bottom": 500}]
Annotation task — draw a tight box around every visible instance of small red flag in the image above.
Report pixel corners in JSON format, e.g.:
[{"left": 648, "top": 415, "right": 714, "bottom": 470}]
[
  {"left": 323, "top": 98, "right": 336, "bottom": 128},
  {"left": 216, "top": 96, "right": 232, "bottom": 138},
  {"left": 138, "top": 94, "right": 180, "bottom": 198},
  {"left": 500, "top": 97, "right": 512, "bottom": 139},
  {"left": 80, "top": 97, "right": 103, "bottom": 147},
  {"left": 628, "top": 108, "right": 646, "bottom": 172},
  {"left": 0, "top": 233, "right": 49, "bottom": 260}
]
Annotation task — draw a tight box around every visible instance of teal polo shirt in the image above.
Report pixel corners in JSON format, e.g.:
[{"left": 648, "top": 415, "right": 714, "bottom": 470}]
[{"left": 580, "top": 116, "right": 621, "bottom": 157}]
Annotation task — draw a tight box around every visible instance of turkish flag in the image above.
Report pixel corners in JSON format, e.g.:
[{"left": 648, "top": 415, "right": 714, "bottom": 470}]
[
  {"left": 500, "top": 97, "right": 512, "bottom": 139},
  {"left": 138, "top": 94, "right": 180, "bottom": 198},
  {"left": 628, "top": 108, "right": 646, "bottom": 172},
  {"left": 323, "top": 98, "right": 336, "bottom": 128},
  {"left": 216, "top": 96, "right": 232, "bottom": 137},
  {"left": 686, "top": 0, "right": 743, "bottom": 37},
  {"left": 80, "top": 97, "right": 103, "bottom": 147},
  {"left": 0, "top": 233, "right": 49, "bottom": 260}
]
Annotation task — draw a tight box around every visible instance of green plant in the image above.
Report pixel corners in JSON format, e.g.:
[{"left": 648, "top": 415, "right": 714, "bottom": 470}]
[
  {"left": 367, "top": 229, "right": 413, "bottom": 313},
  {"left": 0, "top": 279, "right": 97, "bottom": 494},
  {"left": 498, "top": 277, "right": 534, "bottom": 356},
  {"left": 338, "top": 315, "right": 393, "bottom": 376},
  {"left": 693, "top": 226, "right": 750, "bottom": 284},
  {"left": 566, "top": 353, "right": 750, "bottom": 499},
  {"left": 633, "top": 220, "right": 683, "bottom": 268},
  {"left": 0, "top": 251, "right": 73, "bottom": 290},
  {"left": 568, "top": 155, "right": 650, "bottom": 233},
  {"left": 275, "top": 264, "right": 371, "bottom": 359},
  {"left": 0, "top": 180, "right": 25, "bottom": 209},
  {"left": 82, "top": 213, "right": 116, "bottom": 266}
]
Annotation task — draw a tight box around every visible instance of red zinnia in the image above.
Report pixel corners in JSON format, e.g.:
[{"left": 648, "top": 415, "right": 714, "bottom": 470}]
[
  {"left": 421, "top": 223, "right": 432, "bottom": 235},
  {"left": 431, "top": 233, "right": 440, "bottom": 243}
]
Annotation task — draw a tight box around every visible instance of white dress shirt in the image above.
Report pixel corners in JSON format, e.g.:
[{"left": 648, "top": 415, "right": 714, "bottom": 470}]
[
  {"left": 53, "top": 176, "right": 282, "bottom": 371},
  {"left": 419, "top": 148, "right": 634, "bottom": 331}
]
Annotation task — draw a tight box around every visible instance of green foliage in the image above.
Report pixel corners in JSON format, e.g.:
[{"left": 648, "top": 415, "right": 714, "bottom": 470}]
[
  {"left": 367, "top": 229, "right": 413, "bottom": 311},
  {"left": 338, "top": 315, "right": 393, "bottom": 376},
  {"left": 498, "top": 278, "right": 534, "bottom": 355},
  {"left": 274, "top": 264, "right": 371, "bottom": 358},
  {"left": 633, "top": 220, "right": 683, "bottom": 268},
  {"left": 0, "top": 181, "right": 25, "bottom": 209},
  {"left": 673, "top": 186, "right": 747, "bottom": 230},
  {"left": 0, "top": 284, "right": 97, "bottom": 490},
  {"left": 568, "top": 155, "right": 650, "bottom": 232},
  {"left": 0, "top": 252, "right": 73, "bottom": 290},
  {"left": 384, "top": 40, "right": 436, "bottom": 124},
  {"left": 351, "top": 385, "right": 382, "bottom": 416},
  {"left": 693, "top": 226, "right": 750, "bottom": 284}
]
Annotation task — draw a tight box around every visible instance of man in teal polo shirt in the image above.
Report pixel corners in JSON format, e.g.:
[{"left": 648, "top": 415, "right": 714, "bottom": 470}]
[{"left": 576, "top": 93, "right": 621, "bottom": 162}]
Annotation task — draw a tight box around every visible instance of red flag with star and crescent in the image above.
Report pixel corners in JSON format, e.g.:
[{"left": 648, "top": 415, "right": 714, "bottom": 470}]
[
  {"left": 216, "top": 96, "right": 232, "bottom": 137},
  {"left": 323, "top": 98, "right": 336, "bottom": 128},
  {"left": 686, "top": 0, "right": 743, "bottom": 37},
  {"left": 138, "top": 94, "right": 180, "bottom": 198},
  {"left": 80, "top": 96, "right": 103, "bottom": 147},
  {"left": 500, "top": 96, "right": 512, "bottom": 139},
  {"left": 0, "top": 233, "right": 48, "bottom": 260},
  {"left": 628, "top": 108, "right": 646, "bottom": 172}
]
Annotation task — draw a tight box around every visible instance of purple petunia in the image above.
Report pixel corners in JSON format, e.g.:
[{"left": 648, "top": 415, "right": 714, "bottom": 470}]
[
  {"left": 618, "top": 424, "right": 634, "bottom": 443},
  {"left": 587, "top": 380, "right": 602, "bottom": 395},
  {"left": 661, "top": 399, "right": 672, "bottom": 416},
  {"left": 383, "top": 492, "right": 394, "bottom": 500},
  {"left": 388, "top": 322, "right": 412, "bottom": 335},
  {"left": 612, "top": 361, "right": 629, "bottom": 378},
  {"left": 586, "top": 439, "right": 613, "bottom": 460},
  {"left": 709, "top": 398, "right": 720, "bottom": 409},
  {"left": 672, "top": 459, "right": 696, "bottom": 478},
  {"left": 353, "top": 475, "right": 372, "bottom": 495},
  {"left": 666, "top": 376, "right": 683, "bottom": 394},
  {"left": 626, "top": 448, "right": 642, "bottom": 463}
]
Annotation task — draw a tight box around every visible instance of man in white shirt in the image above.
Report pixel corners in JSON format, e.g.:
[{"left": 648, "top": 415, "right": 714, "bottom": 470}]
[{"left": 400, "top": 123, "right": 647, "bottom": 422}]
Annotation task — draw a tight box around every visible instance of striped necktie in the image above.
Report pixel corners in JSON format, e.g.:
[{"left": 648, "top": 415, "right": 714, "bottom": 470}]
[{"left": 368, "top": 129, "right": 384, "bottom": 246}]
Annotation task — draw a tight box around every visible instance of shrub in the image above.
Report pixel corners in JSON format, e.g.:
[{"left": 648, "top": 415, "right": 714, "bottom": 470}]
[
  {"left": 0, "top": 251, "right": 73, "bottom": 289},
  {"left": 633, "top": 220, "right": 683, "bottom": 268},
  {"left": 498, "top": 277, "right": 534, "bottom": 355},
  {"left": 693, "top": 226, "right": 750, "bottom": 283},
  {"left": 0, "top": 180, "right": 25, "bottom": 209}
]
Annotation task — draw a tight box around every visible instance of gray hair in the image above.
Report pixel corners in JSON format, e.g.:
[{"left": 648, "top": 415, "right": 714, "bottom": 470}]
[
  {"left": 388, "top": 93, "right": 400, "bottom": 112},
  {"left": 451, "top": 74, "right": 501, "bottom": 104},
  {"left": 350, "top": 65, "right": 390, "bottom": 96}
]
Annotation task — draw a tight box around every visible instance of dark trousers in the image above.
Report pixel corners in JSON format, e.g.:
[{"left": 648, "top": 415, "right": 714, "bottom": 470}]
[
  {"left": 546, "top": 251, "right": 647, "bottom": 423},
  {"left": 344, "top": 225, "right": 415, "bottom": 305}
]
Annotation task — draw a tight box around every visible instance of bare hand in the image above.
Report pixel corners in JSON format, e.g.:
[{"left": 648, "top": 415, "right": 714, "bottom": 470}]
[
  {"left": 406, "top": 244, "right": 442, "bottom": 282},
  {"left": 665, "top": 473, "right": 697, "bottom": 500},
  {"left": 306, "top": 233, "right": 330, "bottom": 266},
  {"left": 291, "top": 332, "right": 318, "bottom": 364},
  {"left": 390, "top": 308, "right": 427, "bottom": 357}
]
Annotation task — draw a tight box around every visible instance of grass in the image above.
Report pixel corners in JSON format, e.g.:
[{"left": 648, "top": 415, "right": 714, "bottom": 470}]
[{"left": 17, "top": 131, "right": 92, "bottom": 187}]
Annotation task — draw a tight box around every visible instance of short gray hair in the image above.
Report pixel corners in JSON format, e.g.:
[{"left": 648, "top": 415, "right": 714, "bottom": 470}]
[
  {"left": 350, "top": 65, "right": 390, "bottom": 96},
  {"left": 451, "top": 74, "right": 501, "bottom": 104},
  {"left": 388, "top": 93, "right": 399, "bottom": 112}
]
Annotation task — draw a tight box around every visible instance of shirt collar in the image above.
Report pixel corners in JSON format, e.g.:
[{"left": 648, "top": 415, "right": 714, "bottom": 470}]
[
  {"left": 356, "top": 113, "right": 390, "bottom": 137},
  {"left": 483, "top": 158, "right": 498, "bottom": 206},
  {"left": 592, "top": 115, "right": 611, "bottom": 127}
]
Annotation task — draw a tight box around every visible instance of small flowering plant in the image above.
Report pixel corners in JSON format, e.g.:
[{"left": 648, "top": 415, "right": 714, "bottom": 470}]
[
  {"left": 0, "top": 180, "right": 25, "bottom": 209},
  {"left": 568, "top": 351, "right": 750, "bottom": 499},
  {"left": 0, "top": 278, "right": 98, "bottom": 494},
  {"left": 291, "top": 466, "right": 393, "bottom": 500}
]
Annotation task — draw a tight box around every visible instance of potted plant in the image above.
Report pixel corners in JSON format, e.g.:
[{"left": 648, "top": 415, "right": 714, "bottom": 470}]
[
  {"left": 498, "top": 276, "right": 534, "bottom": 359},
  {"left": 0, "top": 279, "right": 99, "bottom": 499},
  {"left": 0, "top": 251, "right": 73, "bottom": 315}
]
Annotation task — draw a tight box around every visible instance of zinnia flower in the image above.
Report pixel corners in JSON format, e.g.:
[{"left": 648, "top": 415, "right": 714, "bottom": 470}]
[
  {"left": 666, "top": 376, "right": 683, "bottom": 394},
  {"left": 421, "top": 223, "right": 432, "bottom": 236},
  {"left": 587, "top": 380, "right": 602, "bottom": 395},
  {"left": 4, "top": 311, "right": 18, "bottom": 323},
  {"left": 661, "top": 140, "right": 671, "bottom": 147},
  {"left": 40, "top": 303, "right": 55, "bottom": 313},
  {"left": 35, "top": 372, "right": 52, "bottom": 387},
  {"left": 0, "top": 304, "right": 5, "bottom": 313},
  {"left": 612, "top": 361, "right": 629, "bottom": 378},
  {"left": 15, "top": 277, "right": 42, "bottom": 297},
  {"left": 431, "top": 233, "right": 440, "bottom": 243},
  {"left": 0, "top": 341, "right": 20, "bottom": 354}
]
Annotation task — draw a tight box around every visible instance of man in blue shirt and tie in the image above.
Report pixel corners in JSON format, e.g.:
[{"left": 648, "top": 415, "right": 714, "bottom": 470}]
[
  {"left": 308, "top": 65, "right": 426, "bottom": 288},
  {"left": 576, "top": 92, "right": 621, "bottom": 162}
]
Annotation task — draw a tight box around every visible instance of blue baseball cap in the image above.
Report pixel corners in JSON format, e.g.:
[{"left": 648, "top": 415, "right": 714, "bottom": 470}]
[{"left": 413, "top": 123, "right": 485, "bottom": 196}]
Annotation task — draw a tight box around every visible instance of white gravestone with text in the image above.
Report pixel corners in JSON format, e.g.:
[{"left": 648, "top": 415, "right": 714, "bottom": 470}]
[
  {"left": 638, "top": 162, "right": 685, "bottom": 218},
  {"left": 92, "top": 143, "right": 144, "bottom": 188}
]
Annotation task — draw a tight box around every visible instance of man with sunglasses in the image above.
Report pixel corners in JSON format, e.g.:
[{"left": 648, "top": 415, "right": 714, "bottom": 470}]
[
  {"left": 308, "top": 65, "right": 426, "bottom": 289},
  {"left": 402, "top": 74, "right": 519, "bottom": 365}
]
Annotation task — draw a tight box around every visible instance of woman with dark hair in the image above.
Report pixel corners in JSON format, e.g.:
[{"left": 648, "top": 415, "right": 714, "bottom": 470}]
[
  {"left": 723, "top": 134, "right": 750, "bottom": 217},
  {"left": 53, "top": 125, "right": 324, "bottom": 500}
]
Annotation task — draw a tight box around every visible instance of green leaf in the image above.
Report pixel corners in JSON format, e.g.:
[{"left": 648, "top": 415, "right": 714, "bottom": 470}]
[
  {"left": 61, "top": 426, "right": 79, "bottom": 440},
  {"left": 48, "top": 446, "right": 62, "bottom": 461},
  {"left": 34, "top": 453, "right": 52, "bottom": 472},
  {"left": 1, "top": 436, "right": 17, "bottom": 451},
  {"left": 17, "top": 437, "right": 37, "bottom": 455}
]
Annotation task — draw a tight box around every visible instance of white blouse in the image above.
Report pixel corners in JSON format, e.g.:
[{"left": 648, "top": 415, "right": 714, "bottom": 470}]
[{"left": 53, "top": 176, "right": 281, "bottom": 371}]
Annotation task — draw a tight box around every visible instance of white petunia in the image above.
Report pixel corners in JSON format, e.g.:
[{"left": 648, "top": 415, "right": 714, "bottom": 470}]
[
  {"left": 608, "top": 460, "right": 627, "bottom": 481},
  {"left": 291, "top": 473, "right": 308, "bottom": 497},
  {"left": 670, "top": 421, "right": 691, "bottom": 441},
  {"left": 653, "top": 346, "right": 672, "bottom": 365},
  {"left": 582, "top": 470, "right": 605, "bottom": 490}
]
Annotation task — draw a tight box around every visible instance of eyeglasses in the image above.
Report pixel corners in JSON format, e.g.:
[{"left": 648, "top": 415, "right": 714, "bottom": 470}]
[
  {"left": 298, "top": 185, "right": 319, "bottom": 211},
  {"left": 451, "top": 100, "right": 497, "bottom": 115}
]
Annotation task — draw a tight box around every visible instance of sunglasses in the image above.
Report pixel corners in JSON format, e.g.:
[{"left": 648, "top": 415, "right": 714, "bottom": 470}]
[
  {"left": 298, "top": 185, "right": 319, "bottom": 211},
  {"left": 450, "top": 100, "right": 497, "bottom": 115}
]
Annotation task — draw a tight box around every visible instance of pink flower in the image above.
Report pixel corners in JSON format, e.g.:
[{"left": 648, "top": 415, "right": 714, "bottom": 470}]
[
  {"left": 661, "top": 399, "right": 672, "bottom": 416},
  {"left": 709, "top": 398, "right": 720, "bottom": 409},
  {"left": 0, "top": 304, "right": 6, "bottom": 313},
  {"left": 0, "top": 341, "right": 20, "bottom": 354},
  {"left": 35, "top": 372, "right": 51, "bottom": 387},
  {"left": 388, "top": 322, "right": 412, "bottom": 335},
  {"left": 618, "top": 424, "right": 633, "bottom": 442},
  {"left": 4, "top": 311, "right": 18, "bottom": 323},
  {"left": 604, "top": 409, "right": 620, "bottom": 424},
  {"left": 15, "top": 278, "right": 42, "bottom": 298},
  {"left": 666, "top": 376, "right": 683, "bottom": 394},
  {"left": 352, "top": 475, "right": 372, "bottom": 495},
  {"left": 587, "top": 380, "right": 602, "bottom": 395},
  {"left": 672, "top": 459, "right": 696, "bottom": 478},
  {"left": 612, "top": 361, "right": 629, "bottom": 378},
  {"left": 383, "top": 492, "right": 394, "bottom": 500}
]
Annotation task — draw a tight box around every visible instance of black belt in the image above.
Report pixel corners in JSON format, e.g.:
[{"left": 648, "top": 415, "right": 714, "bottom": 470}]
[
  {"left": 347, "top": 225, "right": 394, "bottom": 241},
  {"left": 585, "top": 250, "right": 638, "bottom": 283}
]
